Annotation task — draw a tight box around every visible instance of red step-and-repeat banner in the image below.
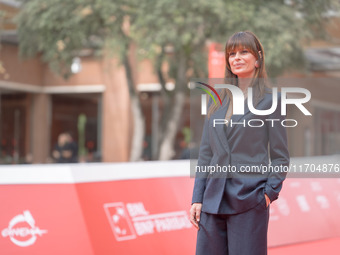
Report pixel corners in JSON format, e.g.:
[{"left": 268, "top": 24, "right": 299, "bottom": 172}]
[{"left": 1, "top": 158, "right": 340, "bottom": 254}]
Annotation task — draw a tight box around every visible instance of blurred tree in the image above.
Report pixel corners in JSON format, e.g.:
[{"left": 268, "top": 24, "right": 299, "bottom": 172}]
[
  {"left": 132, "top": 0, "right": 336, "bottom": 160},
  {"left": 133, "top": 0, "right": 339, "bottom": 160},
  {"left": 14, "top": 0, "right": 339, "bottom": 161},
  {"left": 15, "top": 0, "right": 145, "bottom": 161}
]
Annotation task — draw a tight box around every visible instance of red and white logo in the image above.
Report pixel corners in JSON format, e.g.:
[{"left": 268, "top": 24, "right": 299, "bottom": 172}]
[
  {"left": 104, "top": 202, "right": 192, "bottom": 242},
  {"left": 104, "top": 202, "right": 137, "bottom": 241},
  {"left": 1, "top": 210, "right": 47, "bottom": 247}
]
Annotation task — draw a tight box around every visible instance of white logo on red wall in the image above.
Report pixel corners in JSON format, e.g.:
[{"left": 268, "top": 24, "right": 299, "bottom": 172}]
[
  {"left": 104, "top": 202, "right": 192, "bottom": 242},
  {"left": 1, "top": 210, "right": 47, "bottom": 247}
]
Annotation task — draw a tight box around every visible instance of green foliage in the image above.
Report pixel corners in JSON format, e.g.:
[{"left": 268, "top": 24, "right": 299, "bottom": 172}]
[
  {"left": 133, "top": 0, "right": 230, "bottom": 79},
  {"left": 182, "top": 126, "right": 192, "bottom": 145},
  {"left": 77, "top": 113, "right": 87, "bottom": 157},
  {"left": 16, "top": 0, "right": 136, "bottom": 78},
  {"left": 133, "top": 0, "right": 333, "bottom": 77},
  {"left": 15, "top": 0, "right": 339, "bottom": 78}
]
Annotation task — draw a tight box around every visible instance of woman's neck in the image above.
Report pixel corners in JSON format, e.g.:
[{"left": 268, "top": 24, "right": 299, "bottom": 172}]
[{"left": 238, "top": 78, "right": 253, "bottom": 93}]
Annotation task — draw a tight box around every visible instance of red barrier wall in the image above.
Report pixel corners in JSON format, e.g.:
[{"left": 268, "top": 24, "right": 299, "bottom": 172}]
[{"left": 1, "top": 158, "right": 340, "bottom": 254}]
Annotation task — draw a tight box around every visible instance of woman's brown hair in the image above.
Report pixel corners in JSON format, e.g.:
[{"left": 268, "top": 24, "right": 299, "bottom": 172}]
[{"left": 208, "top": 31, "right": 271, "bottom": 118}]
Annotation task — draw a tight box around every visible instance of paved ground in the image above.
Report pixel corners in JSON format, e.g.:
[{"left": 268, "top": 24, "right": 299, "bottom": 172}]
[{"left": 269, "top": 237, "right": 340, "bottom": 255}]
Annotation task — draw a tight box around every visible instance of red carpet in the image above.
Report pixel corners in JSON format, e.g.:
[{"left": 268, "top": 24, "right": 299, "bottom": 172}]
[{"left": 269, "top": 237, "right": 340, "bottom": 255}]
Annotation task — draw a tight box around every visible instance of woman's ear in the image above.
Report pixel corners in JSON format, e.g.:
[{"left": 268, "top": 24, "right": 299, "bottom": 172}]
[{"left": 258, "top": 50, "right": 262, "bottom": 59}]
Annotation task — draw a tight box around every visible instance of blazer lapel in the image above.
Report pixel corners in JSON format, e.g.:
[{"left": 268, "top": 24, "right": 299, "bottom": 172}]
[
  {"left": 226, "top": 90, "right": 267, "bottom": 138},
  {"left": 212, "top": 98, "right": 231, "bottom": 154},
  {"left": 226, "top": 98, "right": 250, "bottom": 137}
]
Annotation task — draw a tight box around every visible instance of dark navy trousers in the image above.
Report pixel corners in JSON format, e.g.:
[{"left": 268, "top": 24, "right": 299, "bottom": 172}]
[{"left": 196, "top": 198, "right": 270, "bottom": 255}]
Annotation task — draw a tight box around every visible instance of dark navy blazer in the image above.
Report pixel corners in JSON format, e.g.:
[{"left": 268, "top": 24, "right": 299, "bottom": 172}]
[{"left": 192, "top": 89, "right": 290, "bottom": 214}]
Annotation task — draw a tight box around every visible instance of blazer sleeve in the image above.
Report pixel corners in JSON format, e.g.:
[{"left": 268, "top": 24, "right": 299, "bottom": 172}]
[
  {"left": 265, "top": 93, "right": 290, "bottom": 203},
  {"left": 191, "top": 115, "right": 213, "bottom": 204}
]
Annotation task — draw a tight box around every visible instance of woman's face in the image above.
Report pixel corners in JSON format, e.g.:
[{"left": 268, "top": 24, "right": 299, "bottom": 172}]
[{"left": 228, "top": 47, "right": 257, "bottom": 78}]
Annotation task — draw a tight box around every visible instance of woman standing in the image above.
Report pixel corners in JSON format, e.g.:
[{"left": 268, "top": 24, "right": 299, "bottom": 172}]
[{"left": 190, "top": 31, "right": 290, "bottom": 255}]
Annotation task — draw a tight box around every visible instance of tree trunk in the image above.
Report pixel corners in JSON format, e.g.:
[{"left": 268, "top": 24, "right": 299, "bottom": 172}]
[
  {"left": 155, "top": 47, "right": 171, "bottom": 159},
  {"left": 158, "top": 53, "right": 186, "bottom": 160},
  {"left": 129, "top": 94, "right": 145, "bottom": 161},
  {"left": 123, "top": 47, "right": 145, "bottom": 161}
]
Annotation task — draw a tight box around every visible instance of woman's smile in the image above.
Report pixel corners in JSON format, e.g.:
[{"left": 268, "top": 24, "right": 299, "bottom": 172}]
[{"left": 233, "top": 63, "right": 244, "bottom": 68}]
